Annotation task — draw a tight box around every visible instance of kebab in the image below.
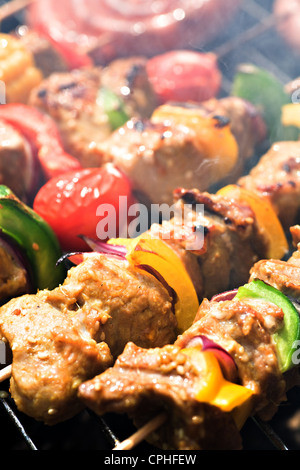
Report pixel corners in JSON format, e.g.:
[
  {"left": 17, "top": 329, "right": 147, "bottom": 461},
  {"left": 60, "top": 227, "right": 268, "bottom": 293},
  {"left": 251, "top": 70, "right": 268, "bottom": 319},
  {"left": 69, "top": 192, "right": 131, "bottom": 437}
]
[
  {"left": 78, "top": 234, "right": 300, "bottom": 450},
  {"left": 0, "top": 131, "right": 297, "bottom": 426}
]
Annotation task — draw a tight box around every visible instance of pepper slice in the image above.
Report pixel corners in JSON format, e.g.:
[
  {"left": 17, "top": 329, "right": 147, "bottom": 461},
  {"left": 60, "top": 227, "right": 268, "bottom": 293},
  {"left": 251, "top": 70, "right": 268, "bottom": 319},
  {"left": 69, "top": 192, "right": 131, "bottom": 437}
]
[
  {"left": 97, "top": 87, "right": 130, "bottom": 131},
  {"left": 0, "top": 104, "right": 82, "bottom": 180},
  {"left": 232, "top": 63, "right": 299, "bottom": 142},
  {"left": 0, "top": 185, "right": 66, "bottom": 292},
  {"left": 151, "top": 103, "right": 239, "bottom": 186},
  {"left": 236, "top": 279, "right": 300, "bottom": 373},
  {"left": 108, "top": 234, "right": 199, "bottom": 333},
  {"left": 217, "top": 184, "right": 288, "bottom": 260},
  {"left": 181, "top": 348, "right": 254, "bottom": 429}
]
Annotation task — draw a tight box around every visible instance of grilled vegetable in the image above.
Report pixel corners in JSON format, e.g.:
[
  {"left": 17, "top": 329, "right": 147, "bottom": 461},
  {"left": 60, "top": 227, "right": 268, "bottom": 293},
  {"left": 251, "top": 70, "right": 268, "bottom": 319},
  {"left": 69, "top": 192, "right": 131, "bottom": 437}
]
[
  {"left": 97, "top": 86, "right": 130, "bottom": 131},
  {"left": 115, "top": 234, "right": 200, "bottom": 333},
  {"left": 217, "top": 184, "right": 288, "bottom": 259},
  {"left": 0, "top": 104, "right": 81, "bottom": 180},
  {"left": 0, "top": 185, "right": 66, "bottom": 293},
  {"left": 232, "top": 63, "right": 299, "bottom": 141},
  {"left": 33, "top": 165, "right": 137, "bottom": 252},
  {"left": 0, "top": 33, "right": 42, "bottom": 103},
  {"left": 236, "top": 279, "right": 300, "bottom": 373},
  {"left": 146, "top": 50, "right": 221, "bottom": 103},
  {"left": 152, "top": 103, "right": 239, "bottom": 187}
]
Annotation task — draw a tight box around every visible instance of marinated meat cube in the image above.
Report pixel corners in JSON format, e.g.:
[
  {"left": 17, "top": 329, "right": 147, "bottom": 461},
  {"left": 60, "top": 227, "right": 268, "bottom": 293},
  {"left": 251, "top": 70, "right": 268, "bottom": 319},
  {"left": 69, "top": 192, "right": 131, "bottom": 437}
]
[
  {"left": 0, "top": 244, "right": 30, "bottom": 304},
  {"left": 79, "top": 296, "right": 285, "bottom": 449},
  {"left": 151, "top": 188, "right": 270, "bottom": 300},
  {"left": 29, "top": 67, "right": 112, "bottom": 168},
  {"left": 79, "top": 341, "right": 243, "bottom": 450},
  {"left": 29, "top": 58, "right": 158, "bottom": 168},
  {"left": 0, "top": 120, "right": 35, "bottom": 202},
  {"left": 15, "top": 27, "right": 68, "bottom": 77},
  {"left": 53, "top": 253, "right": 177, "bottom": 358},
  {"left": 100, "top": 56, "right": 159, "bottom": 119},
  {"left": 0, "top": 253, "right": 176, "bottom": 423},
  {"left": 188, "top": 298, "right": 286, "bottom": 420},
  {"left": 239, "top": 141, "right": 300, "bottom": 230},
  {"left": 0, "top": 291, "right": 113, "bottom": 424}
]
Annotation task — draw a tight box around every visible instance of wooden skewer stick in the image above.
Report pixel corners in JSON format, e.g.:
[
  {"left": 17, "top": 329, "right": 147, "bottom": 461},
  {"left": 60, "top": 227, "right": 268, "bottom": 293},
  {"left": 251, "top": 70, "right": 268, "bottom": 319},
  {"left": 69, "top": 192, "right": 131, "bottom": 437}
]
[
  {"left": 113, "top": 412, "right": 167, "bottom": 450},
  {"left": 0, "top": 364, "right": 12, "bottom": 382},
  {"left": 0, "top": 0, "right": 37, "bottom": 22}
]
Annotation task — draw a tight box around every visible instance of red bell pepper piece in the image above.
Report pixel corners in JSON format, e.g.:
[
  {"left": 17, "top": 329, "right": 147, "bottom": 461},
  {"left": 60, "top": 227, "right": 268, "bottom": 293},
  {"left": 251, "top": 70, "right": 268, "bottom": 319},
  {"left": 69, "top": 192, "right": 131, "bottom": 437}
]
[{"left": 0, "top": 104, "right": 82, "bottom": 180}]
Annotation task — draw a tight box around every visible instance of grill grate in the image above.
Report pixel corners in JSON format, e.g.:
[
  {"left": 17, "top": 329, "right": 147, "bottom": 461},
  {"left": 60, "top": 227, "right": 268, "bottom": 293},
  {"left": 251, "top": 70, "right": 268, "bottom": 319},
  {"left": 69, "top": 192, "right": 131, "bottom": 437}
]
[{"left": 1, "top": 0, "right": 300, "bottom": 451}]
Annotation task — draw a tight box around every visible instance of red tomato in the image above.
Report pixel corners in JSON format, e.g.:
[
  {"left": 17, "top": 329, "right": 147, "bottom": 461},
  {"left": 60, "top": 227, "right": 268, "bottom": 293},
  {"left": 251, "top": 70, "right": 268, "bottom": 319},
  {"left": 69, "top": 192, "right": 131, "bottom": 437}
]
[
  {"left": 33, "top": 165, "right": 136, "bottom": 252},
  {"left": 146, "top": 50, "right": 222, "bottom": 103}
]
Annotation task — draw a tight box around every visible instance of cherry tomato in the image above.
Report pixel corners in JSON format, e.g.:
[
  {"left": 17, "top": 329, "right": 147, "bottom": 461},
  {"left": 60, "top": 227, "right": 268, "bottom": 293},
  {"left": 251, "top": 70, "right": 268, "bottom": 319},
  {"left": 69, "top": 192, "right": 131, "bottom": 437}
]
[
  {"left": 33, "top": 165, "right": 136, "bottom": 252},
  {"left": 146, "top": 50, "right": 222, "bottom": 104}
]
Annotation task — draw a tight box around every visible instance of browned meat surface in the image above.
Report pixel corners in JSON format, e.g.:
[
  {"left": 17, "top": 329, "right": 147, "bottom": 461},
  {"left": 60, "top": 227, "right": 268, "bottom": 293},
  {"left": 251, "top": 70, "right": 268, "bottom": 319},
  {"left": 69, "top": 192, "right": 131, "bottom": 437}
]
[
  {"left": 0, "top": 253, "right": 176, "bottom": 423},
  {"left": 196, "top": 96, "right": 267, "bottom": 181},
  {"left": 53, "top": 253, "right": 177, "bottom": 358},
  {"left": 250, "top": 259, "right": 300, "bottom": 300},
  {"left": 99, "top": 117, "right": 233, "bottom": 205},
  {"left": 99, "top": 97, "right": 264, "bottom": 206},
  {"left": 79, "top": 295, "right": 285, "bottom": 449},
  {"left": 150, "top": 188, "right": 270, "bottom": 300},
  {"left": 29, "top": 67, "right": 111, "bottom": 168},
  {"left": 100, "top": 56, "right": 159, "bottom": 119},
  {"left": 0, "top": 244, "right": 30, "bottom": 304},
  {"left": 187, "top": 298, "right": 286, "bottom": 420},
  {"left": 29, "top": 58, "right": 158, "bottom": 167},
  {"left": 0, "top": 291, "right": 113, "bottom": 424},
  {"left": 79, "top": 341, "right": 243, "bottom": 450},
  {"left": 0, "top": 120, "right": 35, "bottom": 202},
  {"left": 15, "top": 27, "right": 68, "bottom": 77},
  {"left": 238, "top": 141, "right": 300, "bottom": 230}
]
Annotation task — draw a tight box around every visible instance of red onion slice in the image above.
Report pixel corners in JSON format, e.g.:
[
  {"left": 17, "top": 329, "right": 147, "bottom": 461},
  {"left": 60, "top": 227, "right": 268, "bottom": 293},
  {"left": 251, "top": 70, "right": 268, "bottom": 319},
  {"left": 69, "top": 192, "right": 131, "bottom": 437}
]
[
  {"left": 186, "top": 335, "right": 238, "bottom": 383},
  {"left": 211, "top": 289, "right": 238, "bottom": 302}
]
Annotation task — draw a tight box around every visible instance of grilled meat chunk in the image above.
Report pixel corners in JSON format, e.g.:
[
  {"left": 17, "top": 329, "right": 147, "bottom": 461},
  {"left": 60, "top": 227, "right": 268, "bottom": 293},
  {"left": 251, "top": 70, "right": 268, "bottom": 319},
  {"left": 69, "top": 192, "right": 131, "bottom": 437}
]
[
  {"left": 197, "top": 96, "right": 267, "bottom": 181},
  {"left": 29, "top": 58, "right": 158, "bottom": 167},
  {"left": 79, "top": 295, "right": 285, "bottom": 449},
  {"left": 0, "top": 120, "right": 35, "bottom": 202},
  {"left": 99, "top": 117, "right": 231, "bottom": 205},
  {"left": 29, "top": 67, "right": 111, "bottom": 168},
  {"left": 0, "top": 291, "right": 113, "bottom": 425},
  {"left": 99, "top": 97, "right": 265, "bottom": 205},
  {"left": 148, "top": 188, "right": 270, "bottom": 300},
  {"left": 188, "top": 298, "right": 286, "bottom": 420},
  {"left": 239, "top": 141, "right": 300, "bottom": 230},
  {"left": 0, "top": 253, "right": 176, "bottom": 423},
  {"left": 55, "top": 253, "right": 177, "bottom": 358},
  {"left": 0, "top": 244, "right": 30, "bottom": 304},
  {"left": 79, "top": 341, "right": 243, "bottom": 450},
  {"left": 15, "top": 27, "right": 68, "bottom": 77}
]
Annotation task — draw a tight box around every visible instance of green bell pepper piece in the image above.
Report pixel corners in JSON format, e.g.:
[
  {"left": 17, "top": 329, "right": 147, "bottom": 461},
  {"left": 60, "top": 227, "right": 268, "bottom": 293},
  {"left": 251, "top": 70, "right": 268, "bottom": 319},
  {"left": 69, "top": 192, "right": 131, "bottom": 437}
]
[
  {"left": 236, "top": 279, "right": 300, "bottom": 373},
  {"left": 0, "top": 185, "right": 66, "bottom": 291},
  {"left": 97, "top": 87, "right": 129, "bottom": 131},
  {"left": 232, "top": 63, "right": 299, "bottom": 142}
]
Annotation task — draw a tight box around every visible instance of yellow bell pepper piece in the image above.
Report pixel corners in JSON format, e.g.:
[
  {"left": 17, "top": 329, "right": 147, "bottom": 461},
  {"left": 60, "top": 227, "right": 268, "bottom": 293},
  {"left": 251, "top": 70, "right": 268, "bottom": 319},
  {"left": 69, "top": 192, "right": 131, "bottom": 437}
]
[
  {"left": 217, "top": 184, "right": 288, "bottom": 260},
  {"left": 281, "top": 103, "right": 300, "bottom": 128},
  {"left": 182, "top": 348, "right": 254, "bottom": 429},
  {"left": 108, "top": 234, "right": 199, "bottom": 333},
  {"left": 151, "top": 104, "right": 239, "bottom": 186}
]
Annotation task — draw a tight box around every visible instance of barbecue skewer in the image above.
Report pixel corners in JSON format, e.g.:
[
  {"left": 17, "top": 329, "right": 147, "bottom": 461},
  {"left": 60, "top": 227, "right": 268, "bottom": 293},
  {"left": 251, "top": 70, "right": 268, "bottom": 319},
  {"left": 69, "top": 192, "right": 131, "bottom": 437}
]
[
  {"left": 0, "top": 364, "right": 11, "bottom": 382},
  {"left": 79, "top": 244, "right": 300, "bottom": 450},
  {"left": 113, "top": 413, "right": 167, "bottom": 450}
]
